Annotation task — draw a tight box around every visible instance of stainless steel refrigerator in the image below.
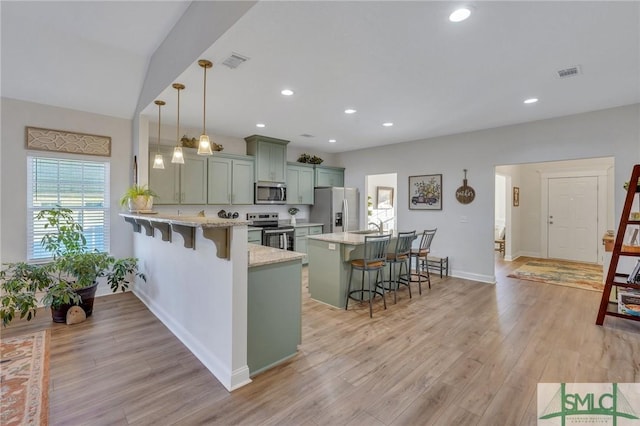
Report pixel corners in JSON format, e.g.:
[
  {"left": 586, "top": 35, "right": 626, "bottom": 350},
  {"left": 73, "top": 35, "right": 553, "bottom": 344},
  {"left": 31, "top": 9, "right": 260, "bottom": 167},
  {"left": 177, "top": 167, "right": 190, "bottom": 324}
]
[{"left": 309, "top": 187, "right": 359, "bottom": 233}]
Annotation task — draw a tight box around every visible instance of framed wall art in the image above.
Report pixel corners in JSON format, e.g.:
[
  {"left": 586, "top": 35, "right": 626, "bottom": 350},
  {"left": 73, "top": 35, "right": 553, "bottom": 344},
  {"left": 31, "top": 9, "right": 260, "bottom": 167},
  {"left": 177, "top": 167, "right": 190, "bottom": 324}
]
[
  {"left": 376, "top": 186, "right": 394, "bottom": 209},
  {"left": 409, "top": 174, "right": 442, "bottom": 210}
]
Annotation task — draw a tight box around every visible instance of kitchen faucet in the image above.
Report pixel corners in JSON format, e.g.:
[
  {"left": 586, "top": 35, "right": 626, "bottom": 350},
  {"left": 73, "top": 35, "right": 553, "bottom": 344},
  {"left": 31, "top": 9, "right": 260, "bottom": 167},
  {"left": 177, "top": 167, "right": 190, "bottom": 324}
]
[{"left": 368, "top": 219, "right": 383, "bottom": 233}]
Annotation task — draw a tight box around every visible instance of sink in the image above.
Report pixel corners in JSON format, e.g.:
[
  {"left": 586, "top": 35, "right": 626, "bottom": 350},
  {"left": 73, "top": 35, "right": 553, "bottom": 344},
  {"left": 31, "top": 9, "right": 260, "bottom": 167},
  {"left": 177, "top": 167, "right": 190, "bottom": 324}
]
[{"left": 349, "top": 229, "right": 380, "bottom": 235}]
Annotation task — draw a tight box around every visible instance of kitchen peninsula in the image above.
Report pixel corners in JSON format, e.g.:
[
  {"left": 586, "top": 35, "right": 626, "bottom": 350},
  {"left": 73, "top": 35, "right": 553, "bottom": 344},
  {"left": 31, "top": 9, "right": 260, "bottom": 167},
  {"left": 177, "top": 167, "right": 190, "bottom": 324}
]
[
  {"left": 307, "top": 231, "right": 407, "bottom": 308},
  {"left": 121, "top": 212, "right": 304, "bottom": 391}
]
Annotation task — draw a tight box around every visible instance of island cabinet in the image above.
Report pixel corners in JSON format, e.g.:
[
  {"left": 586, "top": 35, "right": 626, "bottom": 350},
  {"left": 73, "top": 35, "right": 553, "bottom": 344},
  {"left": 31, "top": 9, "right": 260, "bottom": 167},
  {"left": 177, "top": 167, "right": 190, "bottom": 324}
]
[
  {"left": 294, "top": 224, "right": 323, "bottom": 264},
  {"left": 245, "top": 135, "right": 289, "bottom": 182},
  {"left": 149, "top": 147, "right": 207, "bottom": 205},
  {"left": 207, "top": 154, "right": 254, "bottom": 205},
  {"left": 314, "top": 165, "right": 345, "bottom": 187},
  {"left": 287, "top": 162, "right": 315, "bottom": 204}
]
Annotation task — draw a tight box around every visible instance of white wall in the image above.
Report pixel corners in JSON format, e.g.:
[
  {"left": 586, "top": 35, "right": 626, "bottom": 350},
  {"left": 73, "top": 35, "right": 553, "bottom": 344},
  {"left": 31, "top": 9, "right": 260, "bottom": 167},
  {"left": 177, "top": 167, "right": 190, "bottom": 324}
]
[
  {"left": 337, "top": 104, "right": 640, "bottom": 283},
  {"left": 1, "top": 97, "right": 135, "bottom": 296}
]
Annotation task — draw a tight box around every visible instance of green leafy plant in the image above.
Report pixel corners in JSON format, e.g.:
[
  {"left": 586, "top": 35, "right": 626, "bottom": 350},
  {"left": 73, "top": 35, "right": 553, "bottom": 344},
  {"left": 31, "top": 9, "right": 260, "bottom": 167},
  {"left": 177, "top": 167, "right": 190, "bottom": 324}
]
[
  {"left": 0, "top": 206, "right": 145, "bottom": 326},
  {"left": 119, "top": 184, "right": 157, "bottom": 208},
  {"left": 288, "top": 207, "right": 299, "bottom": 216}
]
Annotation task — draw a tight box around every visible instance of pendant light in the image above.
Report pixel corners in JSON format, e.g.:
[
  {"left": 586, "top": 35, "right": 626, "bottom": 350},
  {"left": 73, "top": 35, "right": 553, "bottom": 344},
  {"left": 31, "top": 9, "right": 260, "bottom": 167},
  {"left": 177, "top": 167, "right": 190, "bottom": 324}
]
[
  {"left": 171, "top": 83, "right": 185, "bottom": 164},
  {"left": 197, "top": 59, "right": 214, "bottom": 155},
  {"left": 153, "top": 100, "right": 166, "bottom": 169}
]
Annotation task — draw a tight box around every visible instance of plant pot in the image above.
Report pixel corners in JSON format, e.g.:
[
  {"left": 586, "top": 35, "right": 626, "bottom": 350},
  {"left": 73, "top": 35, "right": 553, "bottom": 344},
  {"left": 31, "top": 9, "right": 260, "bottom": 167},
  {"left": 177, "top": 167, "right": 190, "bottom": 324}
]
[
  {"left": 50, "top": 282, "right": 99, "bottom": 323},
  {"left": 128, "top": 195, "right": 153, "bottom": 212}
]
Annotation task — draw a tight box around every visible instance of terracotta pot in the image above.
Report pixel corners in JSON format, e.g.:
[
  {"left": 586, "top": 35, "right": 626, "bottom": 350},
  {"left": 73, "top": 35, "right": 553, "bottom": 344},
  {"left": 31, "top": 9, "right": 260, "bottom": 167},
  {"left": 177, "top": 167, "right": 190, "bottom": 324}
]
[{"left": 51, "top": 282, "right": 99, "bottom": 323}]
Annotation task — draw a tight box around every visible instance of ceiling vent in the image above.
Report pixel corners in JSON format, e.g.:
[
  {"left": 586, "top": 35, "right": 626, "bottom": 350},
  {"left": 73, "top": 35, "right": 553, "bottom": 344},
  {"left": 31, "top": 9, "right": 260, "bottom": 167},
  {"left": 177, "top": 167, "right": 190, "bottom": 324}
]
[
  {"left": 557, "top": 65, "right": 581, "bottom": 79},
  {"left": 222, "top": 53, "right": 249, "bottom": 69},
  {"left": 300, "top": 134, "right": 315, "bottom": 138}
]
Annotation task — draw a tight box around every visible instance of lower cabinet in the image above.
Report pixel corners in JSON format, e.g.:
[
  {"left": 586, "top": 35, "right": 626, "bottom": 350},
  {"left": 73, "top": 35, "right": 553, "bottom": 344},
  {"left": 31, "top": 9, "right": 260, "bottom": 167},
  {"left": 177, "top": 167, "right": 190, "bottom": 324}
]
[
  {"left": 248, "top": 229, "right": 262, "bottom": 244},
  {"left": 248, "top": 260, "right": 301, "bottom": 375},
  {"left": 294, "top": 225, "right": 323, "bottom": 264}
]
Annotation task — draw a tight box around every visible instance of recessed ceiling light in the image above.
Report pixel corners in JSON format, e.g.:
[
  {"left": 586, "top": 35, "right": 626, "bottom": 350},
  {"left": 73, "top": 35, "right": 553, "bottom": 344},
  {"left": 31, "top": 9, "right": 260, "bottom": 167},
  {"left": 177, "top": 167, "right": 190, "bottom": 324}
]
[
  {"left": 344, "top": 108, "right": 357, "bottom": 114},
  {"left": 382, "top": 122, "right": 394, "bottom": 127},
  {"left": 524, "top": 98, "right": 539, "bottom": 104},
  {"left": 281, "top": 89, "right": 294, "bottom": 96},
  {"left": 329, "top": 139, "right": 337, "bottom": 143},
  {"left": 256, "top": 123, "right": 266, "bottom": 128},
  {"left": 449, "top": 7, "right": 471, "bottom": 22}
]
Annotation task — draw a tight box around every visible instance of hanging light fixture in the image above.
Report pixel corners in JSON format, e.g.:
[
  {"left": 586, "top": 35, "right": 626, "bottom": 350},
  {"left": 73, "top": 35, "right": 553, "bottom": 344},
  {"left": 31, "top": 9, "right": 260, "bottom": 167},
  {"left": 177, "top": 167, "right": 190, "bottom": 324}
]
[
  {"left": 197, "top": 59, "right": 214, "bottom": 155},
  {"left": 171, "top": 83, "right": 185, "bottom": 164},
  {"left": 153, "top": 100, "right": 166, "bottom": 169}
]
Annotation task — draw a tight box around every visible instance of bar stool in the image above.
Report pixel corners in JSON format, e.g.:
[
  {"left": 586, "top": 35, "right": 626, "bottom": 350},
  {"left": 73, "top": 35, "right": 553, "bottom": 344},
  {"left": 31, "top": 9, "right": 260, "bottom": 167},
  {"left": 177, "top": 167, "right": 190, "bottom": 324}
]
[
  {"left": 402, "top": 229, "right": 437, "bottom": 294},
  {"left": 376, "top": 231, "right": 416, "bottom": 303},
  {"left": 345, "top": 234, "right": 391, "bottom": 318}
]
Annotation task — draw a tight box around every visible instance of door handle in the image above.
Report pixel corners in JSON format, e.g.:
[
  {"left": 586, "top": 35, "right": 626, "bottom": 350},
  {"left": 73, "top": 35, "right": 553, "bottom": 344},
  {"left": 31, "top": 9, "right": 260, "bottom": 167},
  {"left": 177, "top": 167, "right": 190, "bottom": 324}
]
[{"left": 549, "top": 221, "right": 554, "bottom": 224}]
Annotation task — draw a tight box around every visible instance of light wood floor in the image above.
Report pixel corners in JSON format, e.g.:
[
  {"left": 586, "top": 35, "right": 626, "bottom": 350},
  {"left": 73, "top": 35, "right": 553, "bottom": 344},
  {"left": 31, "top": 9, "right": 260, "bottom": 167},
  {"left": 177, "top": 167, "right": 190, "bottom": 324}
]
[{"left": 2, "top": 256, "right": 639, "bottom": 425}]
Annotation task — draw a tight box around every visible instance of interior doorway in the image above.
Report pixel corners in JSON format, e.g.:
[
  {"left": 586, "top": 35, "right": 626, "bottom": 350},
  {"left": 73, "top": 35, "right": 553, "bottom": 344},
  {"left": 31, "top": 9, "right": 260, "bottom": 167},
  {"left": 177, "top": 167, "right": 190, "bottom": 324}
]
[
  {"left": 495, "top": 157, "right": 614, "bottom": 268},
  {"left": 365, "top": 173, "right": 397, "bottom": 232}
]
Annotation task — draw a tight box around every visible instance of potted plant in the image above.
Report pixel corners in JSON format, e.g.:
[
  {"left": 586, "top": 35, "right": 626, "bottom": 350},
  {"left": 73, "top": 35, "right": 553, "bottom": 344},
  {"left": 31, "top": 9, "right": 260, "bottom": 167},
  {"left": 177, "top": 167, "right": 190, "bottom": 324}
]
[
  {"left": 0, "top": 207, "right": 145, "bottom": 326},
  {"left": 119, "top": 184, "right": 157, "bottom": 212}
]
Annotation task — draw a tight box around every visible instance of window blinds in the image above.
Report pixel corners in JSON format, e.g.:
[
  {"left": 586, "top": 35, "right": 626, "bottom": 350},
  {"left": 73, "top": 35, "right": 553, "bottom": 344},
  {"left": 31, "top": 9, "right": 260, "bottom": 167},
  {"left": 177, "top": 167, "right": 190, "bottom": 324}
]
[{"left": 27, "top": 157, "right": 110, "bottom": 260}]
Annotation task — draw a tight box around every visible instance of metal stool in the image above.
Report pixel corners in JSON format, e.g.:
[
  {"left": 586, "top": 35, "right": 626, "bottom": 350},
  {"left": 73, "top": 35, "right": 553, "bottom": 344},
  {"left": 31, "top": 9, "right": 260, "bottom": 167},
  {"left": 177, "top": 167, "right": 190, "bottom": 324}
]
[
  {"left": 377, "top": 231, "right": 416, "bottom": 303},
  {"left": 345, "top": 234, "right": 391, "bottom": 318},
  {"left": 402, "top": 229, "right": 437, "bottom": 294}
]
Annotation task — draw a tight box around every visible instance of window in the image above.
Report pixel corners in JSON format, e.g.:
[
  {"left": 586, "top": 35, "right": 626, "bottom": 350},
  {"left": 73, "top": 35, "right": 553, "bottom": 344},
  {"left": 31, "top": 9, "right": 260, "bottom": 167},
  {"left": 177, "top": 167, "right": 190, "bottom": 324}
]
[{"left": 27, "top": 157, "right": 110, "bottom": 260}]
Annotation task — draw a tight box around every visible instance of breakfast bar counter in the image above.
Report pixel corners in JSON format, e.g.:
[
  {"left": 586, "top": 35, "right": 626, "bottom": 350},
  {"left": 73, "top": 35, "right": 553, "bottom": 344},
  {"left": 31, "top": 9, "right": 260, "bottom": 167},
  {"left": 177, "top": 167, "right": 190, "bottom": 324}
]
[{"left": 122, "top": 212, "right": 305, "bottom": 390}]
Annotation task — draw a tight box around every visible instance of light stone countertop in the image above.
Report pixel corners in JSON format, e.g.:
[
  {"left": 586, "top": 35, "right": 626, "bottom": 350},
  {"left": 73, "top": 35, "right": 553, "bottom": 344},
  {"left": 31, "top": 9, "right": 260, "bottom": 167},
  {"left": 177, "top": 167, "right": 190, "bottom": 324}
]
[
  {"left": 119, "top": 212, "right": 251, "bottom": 228},
  {"left": 248, "top": 243, "right": 306, "bottom": 267},
  {"left": 307, "top": 231, "right": 399, "bottom": 245}
]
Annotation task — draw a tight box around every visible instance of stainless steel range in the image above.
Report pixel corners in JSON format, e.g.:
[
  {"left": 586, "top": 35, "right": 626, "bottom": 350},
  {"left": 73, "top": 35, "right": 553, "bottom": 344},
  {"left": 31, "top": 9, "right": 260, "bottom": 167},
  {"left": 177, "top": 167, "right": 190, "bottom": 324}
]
[{"left": 247, "top": 212, "right": 295, "bottom": 251}]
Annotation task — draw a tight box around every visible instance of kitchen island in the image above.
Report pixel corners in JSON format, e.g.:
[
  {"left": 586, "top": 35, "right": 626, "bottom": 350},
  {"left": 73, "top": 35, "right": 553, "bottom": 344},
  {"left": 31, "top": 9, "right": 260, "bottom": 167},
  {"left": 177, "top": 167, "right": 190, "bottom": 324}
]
[
  {"left": 121, "top": 213, "right": 304, "bottom": 391},
  {"left": 307, "top": 231, "right": 407, "bottom": 309}
]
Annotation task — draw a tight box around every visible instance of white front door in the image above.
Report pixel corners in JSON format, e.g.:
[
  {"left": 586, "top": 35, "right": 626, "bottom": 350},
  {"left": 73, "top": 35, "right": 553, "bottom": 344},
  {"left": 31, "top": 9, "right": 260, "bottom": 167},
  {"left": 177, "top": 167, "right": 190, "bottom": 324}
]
[{"left": 548, "top": 176, "right": 598, "bottom": 262}]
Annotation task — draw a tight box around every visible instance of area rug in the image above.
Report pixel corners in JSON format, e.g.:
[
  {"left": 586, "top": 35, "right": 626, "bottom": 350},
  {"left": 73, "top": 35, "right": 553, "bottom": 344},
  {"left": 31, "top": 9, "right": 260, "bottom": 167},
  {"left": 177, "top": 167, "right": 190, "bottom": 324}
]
[
  {"left": 508, "top": 259, "right": 603, "bottom": 292},
  {"left": 1, "top": 330, "right": 50, "bottom": 426}
]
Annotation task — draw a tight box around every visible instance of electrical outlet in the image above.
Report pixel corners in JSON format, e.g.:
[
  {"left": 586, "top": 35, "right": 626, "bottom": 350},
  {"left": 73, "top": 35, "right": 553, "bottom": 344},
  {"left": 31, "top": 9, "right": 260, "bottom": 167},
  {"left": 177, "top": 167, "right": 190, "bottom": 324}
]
[{"left": 328, "top": 243, "right": 336, "bottom": 250}]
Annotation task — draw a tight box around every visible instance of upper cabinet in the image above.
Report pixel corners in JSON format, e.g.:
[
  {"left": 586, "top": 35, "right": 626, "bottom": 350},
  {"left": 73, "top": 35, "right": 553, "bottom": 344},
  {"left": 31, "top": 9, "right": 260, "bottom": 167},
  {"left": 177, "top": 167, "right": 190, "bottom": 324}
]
[
  {"left": 245, "top": 135, "right": 289, "bottom": 183},
  {"left": 314, "top": 165, "right": 345, "bottom": 187},
  {"left": 287, "top": 162, "right": 314, "bottom": 205},
  {"left": 208, "top": 154, "right": 254, "bottom": 205},
  {"left": 149, "top": 147, "right": 207, "bottom": 205}
]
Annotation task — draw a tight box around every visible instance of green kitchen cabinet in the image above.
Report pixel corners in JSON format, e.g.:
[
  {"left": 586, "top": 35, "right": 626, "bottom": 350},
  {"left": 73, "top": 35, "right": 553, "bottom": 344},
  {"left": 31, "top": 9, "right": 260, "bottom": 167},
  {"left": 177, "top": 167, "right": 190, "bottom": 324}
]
[
  {"left": 287, "top": 163, "right": 314, "bottom": 205},
  {"left": 180, "top": 152, "right": 207, "bottom": 204},
  {"left": 248, "top": 229, "right": 262, "bottom": 244},
  {"left": 294, "top": 225, "right": 323, "bottom": 264},
  {"left": 207, "top": 154, "right": 254, "bottom": 205},
  {"left": 149, "top": 146, "right": 207, "bottom": 205},
  {"left": 245, "top": 135, "right": 289, "bottom": 182},
  {"left": 149, "top": 147, "right": 180, "bottom": 205},
  {"left": 314, "top": 165, "right": 345, "bottom": 187}
]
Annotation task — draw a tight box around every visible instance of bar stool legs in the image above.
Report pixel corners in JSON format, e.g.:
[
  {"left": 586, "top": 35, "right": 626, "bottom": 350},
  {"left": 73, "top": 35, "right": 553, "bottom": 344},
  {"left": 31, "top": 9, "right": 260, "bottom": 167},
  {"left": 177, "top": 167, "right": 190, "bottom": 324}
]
[{"left": 346, "top": 265, "right": 386, "bottom": 318}]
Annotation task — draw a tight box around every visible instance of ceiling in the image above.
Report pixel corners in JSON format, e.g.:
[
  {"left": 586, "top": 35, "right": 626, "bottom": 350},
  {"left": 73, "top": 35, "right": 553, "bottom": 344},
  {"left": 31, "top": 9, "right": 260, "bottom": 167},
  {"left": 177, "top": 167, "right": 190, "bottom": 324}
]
[{"left": 2, "top": 1, "right": 639, "bottom": 154}]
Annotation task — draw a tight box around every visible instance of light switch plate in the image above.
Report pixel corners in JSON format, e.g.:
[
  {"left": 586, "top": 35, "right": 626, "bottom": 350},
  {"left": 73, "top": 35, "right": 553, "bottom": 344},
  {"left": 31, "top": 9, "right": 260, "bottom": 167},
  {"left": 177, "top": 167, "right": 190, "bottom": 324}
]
[{"left": 328, "top": 243, "right": 336, "bottom": 250}]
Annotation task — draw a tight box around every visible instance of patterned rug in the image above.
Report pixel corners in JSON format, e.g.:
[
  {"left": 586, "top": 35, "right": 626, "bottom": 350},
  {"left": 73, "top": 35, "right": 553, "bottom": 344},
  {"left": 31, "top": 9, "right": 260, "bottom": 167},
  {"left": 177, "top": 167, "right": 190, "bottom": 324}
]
[
  {"left": 1, "top": 330, "right": 50, "bottom": 426},
  {"left": 508, "top": 259, "right": 604, "bottom": 292}
]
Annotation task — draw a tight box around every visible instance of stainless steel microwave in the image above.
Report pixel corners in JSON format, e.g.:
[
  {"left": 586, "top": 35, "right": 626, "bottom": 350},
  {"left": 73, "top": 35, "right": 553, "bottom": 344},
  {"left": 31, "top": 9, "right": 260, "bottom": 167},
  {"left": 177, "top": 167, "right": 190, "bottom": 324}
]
[{"left": 255, "top": 182, "right": 287, "bottom": 204}]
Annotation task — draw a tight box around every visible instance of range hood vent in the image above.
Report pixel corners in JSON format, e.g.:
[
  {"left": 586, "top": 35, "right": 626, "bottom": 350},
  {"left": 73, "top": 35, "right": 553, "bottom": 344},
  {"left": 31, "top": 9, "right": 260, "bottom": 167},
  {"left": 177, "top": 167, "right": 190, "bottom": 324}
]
[
  {"left": 557, "top": 65, "right": 581, "bottom": 78},
  {"left": 222, "top": 53, "right": 249, "bottom": 69}
]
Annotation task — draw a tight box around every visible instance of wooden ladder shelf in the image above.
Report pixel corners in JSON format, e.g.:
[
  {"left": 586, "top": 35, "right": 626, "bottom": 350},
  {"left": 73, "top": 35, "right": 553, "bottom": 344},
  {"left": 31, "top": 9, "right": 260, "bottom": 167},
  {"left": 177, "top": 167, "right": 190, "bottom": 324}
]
[{"left": 596, "top": 164, "right": 640, "bottom": 325}]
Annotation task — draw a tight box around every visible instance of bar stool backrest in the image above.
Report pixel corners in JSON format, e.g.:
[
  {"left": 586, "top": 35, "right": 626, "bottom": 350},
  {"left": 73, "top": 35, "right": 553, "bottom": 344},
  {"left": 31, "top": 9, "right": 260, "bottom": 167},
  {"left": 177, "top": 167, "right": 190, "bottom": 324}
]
[
  {"left": 395, "top": 231, "right": 417, "bottom": 258},
  {"left": 363, "top": 234, "right": 392, "bottom": 267},
  {"left": 418, "top": 229, "right": 437, "bottom": 255}
]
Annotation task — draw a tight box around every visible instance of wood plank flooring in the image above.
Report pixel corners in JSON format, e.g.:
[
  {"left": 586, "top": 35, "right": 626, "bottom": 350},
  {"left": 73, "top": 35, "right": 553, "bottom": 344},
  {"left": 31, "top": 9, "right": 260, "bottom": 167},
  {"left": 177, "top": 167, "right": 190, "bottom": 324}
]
[{"left": 2, "top": 256, "right": 639, "bottom": 425}]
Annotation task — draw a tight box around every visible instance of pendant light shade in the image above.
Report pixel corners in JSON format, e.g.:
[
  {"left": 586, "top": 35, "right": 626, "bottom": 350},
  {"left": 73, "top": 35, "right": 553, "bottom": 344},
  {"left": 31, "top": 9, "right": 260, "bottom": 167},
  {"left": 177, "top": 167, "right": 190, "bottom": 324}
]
[
  {"left": 197, "top": 59, "right": 214, "bottom": 156},
  {"left": 153, "top": 100, "right": 166, "bottom": 169},
  {"left": 171, "top": 83, "right": 185, "bottom": 164}
]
